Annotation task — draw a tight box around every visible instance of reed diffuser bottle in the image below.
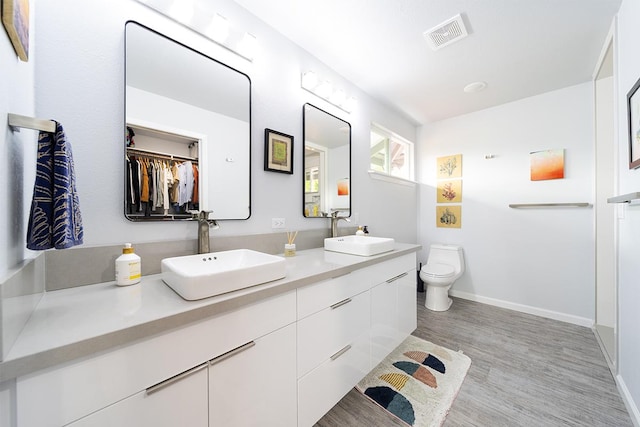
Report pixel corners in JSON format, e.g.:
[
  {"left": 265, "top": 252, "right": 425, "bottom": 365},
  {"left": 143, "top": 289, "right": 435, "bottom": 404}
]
[{"left": 285, "top": 231, "right": 297, "bottom": 257}]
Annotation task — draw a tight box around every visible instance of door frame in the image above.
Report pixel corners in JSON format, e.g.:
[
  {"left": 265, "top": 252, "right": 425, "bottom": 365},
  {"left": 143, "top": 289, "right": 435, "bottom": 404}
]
[{"left": 592, "top": 20, "right": 618, "bottom": 374}]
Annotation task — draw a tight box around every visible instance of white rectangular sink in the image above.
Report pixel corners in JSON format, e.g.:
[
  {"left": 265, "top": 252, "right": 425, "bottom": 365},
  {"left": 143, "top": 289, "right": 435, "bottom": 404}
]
[
  {"left": 324, "top": 235, "right": 395, "bottom": 256},
  {"left": 161, "top": 249, "right": 286, "bottom": 300}
]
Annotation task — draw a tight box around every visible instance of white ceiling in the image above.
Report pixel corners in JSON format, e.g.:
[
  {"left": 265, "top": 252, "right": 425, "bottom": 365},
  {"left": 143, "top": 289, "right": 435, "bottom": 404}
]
[{"left": 232, "top": 0, "right": 621, "bottom": 124}]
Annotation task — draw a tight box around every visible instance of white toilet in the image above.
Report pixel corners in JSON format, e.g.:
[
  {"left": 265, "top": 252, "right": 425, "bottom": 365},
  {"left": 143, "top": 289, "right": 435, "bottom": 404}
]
[{"left": 420, "top": 244, "right": 465, "bottom": 311}]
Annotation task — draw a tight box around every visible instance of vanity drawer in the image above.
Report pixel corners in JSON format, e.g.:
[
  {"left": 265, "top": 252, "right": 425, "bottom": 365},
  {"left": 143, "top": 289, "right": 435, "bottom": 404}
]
[
  {"left": 297, "top": 290, "right": 370, "bottom": 378},
  {"left": 297, "top": 328, "right": 370, "bottom": 427},
  {"left": 16, "top": 290, "right": 296, "bottom": 427},
  {"left": 365, "top": 254, "right": 416, "bottom": 287},
  {"left": 297, "top": 270, "right": 370, "bottom": 319}
]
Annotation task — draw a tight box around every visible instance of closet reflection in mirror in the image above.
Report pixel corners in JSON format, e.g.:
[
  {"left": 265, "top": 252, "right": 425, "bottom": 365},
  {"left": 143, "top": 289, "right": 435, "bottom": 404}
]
[
  {"left": 125, "top": 21, "right": 251, "bottom": 221},
  {"left": 303, "top": 104, "right": 351, "bottom": 218}
]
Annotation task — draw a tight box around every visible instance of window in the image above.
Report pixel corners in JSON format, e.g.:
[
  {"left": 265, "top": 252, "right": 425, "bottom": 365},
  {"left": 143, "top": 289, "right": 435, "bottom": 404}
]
[{"left": 370, "top": 124, "right": 414, "bottom": 181}]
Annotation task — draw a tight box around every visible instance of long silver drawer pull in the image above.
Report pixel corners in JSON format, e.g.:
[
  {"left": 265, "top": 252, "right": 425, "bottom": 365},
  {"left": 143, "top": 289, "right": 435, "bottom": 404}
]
[
  {"left": 386, "top": 272, "right": 409, "bottom": 283},
  {"left": 330, "top": 298, "right": 352, "bottom": 310},
  {"left": 209, "top": 341, "right": 256, "bottom": 366},
  {"left": 146, "top": 362, "right": 208, "bottom": 395},
  {"left": 330, "top": 344, "right": 352, "bottom": 361}
]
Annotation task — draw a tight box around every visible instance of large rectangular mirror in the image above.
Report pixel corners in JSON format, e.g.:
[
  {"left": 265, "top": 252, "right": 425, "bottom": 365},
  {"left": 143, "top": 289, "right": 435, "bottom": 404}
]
[
  {"left": 125, "top": 21, "right": 251, "bottom": 221},
  {"left": 303, "top": 104, "right": 351, "bottom": 217}
]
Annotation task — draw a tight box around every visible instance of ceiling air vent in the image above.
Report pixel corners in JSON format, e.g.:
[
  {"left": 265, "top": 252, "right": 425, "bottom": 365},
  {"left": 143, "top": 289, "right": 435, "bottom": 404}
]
[{"left": 423, "top": 14, "right": 468, "bottom": 51}]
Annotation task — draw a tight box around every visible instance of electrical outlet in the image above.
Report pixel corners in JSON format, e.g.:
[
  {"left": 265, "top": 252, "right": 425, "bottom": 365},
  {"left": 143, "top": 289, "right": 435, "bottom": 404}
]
[{"left": 272, "top": 218, "right": 286, "bottom": 229}]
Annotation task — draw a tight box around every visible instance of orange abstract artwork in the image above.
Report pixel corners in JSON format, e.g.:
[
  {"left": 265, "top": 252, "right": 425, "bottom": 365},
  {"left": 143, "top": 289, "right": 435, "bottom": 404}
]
[
  {"left": 530, "top": 149, "right": 564, "bottom": 181},
  {"left": 337, "top": 178, "right": 349, "bottom": 196}
]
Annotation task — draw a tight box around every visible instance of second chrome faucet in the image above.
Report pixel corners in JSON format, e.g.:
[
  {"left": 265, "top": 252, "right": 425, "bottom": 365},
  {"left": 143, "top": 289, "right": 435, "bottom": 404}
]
[{"left": 329, "top": 211, "right": 350, "bottom": 238}]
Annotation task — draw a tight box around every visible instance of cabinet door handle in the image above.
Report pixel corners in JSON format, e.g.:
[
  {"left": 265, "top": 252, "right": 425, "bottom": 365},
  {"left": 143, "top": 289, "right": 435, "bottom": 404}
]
[
  {"left": 146, "top": 362, "right": 208, "bottom": 395},
  {"left": 330, "top": 271, "right": 351, "bottom": 279},
  {"left": 386, "top": 272, "right": 408, "bottom": 283},
  {"left": 209, "top": 341, "right": 256, "bottom": 366},
  {"left": 330, "top": 298, "right": 352, "bottom": 310},
  {"left": 330, "top": 344, "right": 352, "bottom": 361}
]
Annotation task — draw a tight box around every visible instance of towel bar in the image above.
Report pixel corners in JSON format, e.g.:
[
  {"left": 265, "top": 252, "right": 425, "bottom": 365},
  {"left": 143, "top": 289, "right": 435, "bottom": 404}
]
[
  {"left": 607, "top": 192, "right": 640, "bottom": 203},
  {"left": 509, "top": 203, "right": 591, "bottom": 208},
  {"left": 8, "top": 113, "right": 56, "bottom": 133}
]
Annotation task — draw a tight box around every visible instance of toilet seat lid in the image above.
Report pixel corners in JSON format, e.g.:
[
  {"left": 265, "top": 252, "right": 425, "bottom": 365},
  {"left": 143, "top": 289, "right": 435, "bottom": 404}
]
[{"left": 423, "top": 263, "right": 455, "bottom": 278}]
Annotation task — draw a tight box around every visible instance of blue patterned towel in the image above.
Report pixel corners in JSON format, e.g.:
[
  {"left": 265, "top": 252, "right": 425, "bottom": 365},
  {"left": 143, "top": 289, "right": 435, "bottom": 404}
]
[{"left": 26, "top": 121, "right": 83, "bottom": 250}]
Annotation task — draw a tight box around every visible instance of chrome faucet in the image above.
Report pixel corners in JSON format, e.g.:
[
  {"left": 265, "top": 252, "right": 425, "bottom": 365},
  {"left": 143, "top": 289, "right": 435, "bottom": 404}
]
[
  {"left": 330, "top": 211, "right": 350, "bottom": 238},
  {"left": 196, "top": 210, "right": 220, "bottom": 254}
]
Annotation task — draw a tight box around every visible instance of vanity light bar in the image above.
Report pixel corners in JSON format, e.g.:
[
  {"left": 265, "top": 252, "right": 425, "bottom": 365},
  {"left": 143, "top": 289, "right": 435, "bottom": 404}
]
[
  {"left": 301, "top": 71, "right": 356, "bottom": 113},
  {"left": 206, "top": 14, "right": 229, "bottom": 44},
  {"left": 135, "top": 0, "right": 257, "bottom": 61}
]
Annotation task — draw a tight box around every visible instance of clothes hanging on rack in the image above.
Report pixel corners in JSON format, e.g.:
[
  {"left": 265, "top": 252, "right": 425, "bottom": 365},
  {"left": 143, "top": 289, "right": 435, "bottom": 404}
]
[
  {"left": 125, "top": 149, "right": 199, "bottom": 217},
  {"left": 192, "top": 163, "right": 199, "bottom": 204}
]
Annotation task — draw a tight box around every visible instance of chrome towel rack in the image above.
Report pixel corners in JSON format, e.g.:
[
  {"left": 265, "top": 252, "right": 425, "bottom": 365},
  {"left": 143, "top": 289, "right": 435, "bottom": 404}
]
[
  {"left": 8, "top": 113, "right": 56, "bottom": 133},
  {"left": 509, "top": 203, "right": 591, "bottom": 208}
]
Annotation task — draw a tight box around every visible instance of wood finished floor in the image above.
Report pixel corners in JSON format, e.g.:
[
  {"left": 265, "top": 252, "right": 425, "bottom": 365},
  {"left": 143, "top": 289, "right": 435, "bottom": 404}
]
[{"left": 315, "top": 294, "right": 633, "bottom": 427}]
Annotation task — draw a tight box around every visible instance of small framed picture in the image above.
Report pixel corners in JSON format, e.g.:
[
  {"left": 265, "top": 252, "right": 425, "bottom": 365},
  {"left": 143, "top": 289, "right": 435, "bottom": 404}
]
[
  {"left": 264, "top": 128, "right": 294, "bottom": 174},
  {"left": 627, "top": 76, "right": 640, "bottom": 169},
  {"left": 2, "top": 0, "right": 29, "bottom": 61}
]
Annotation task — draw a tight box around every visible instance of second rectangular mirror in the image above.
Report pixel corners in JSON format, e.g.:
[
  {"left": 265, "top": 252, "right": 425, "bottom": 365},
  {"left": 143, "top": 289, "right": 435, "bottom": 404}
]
[{"left": 303, "top": 104, "right": 351, "bottom": 218}]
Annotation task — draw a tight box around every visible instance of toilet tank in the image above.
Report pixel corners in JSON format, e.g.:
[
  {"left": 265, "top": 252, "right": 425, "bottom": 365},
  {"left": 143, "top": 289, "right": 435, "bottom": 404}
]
[{"left": 427, "top": 244, "right": 465, "bottom": 274}]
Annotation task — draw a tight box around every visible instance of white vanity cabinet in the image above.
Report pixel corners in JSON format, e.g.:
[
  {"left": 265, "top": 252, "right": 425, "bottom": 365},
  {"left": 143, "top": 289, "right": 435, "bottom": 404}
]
[
  {"left": 296, "top": 253, "right": 417, "bottom": 426},
  {"left": 209, "top": 323, "right": 297, "bottom": 427},
  {"left": 6, "top": 248, "right": 418, "bottom": 427},
  {"left": 371, "top": 254, "right": 417, "bottom": 367},
  {"left": 67, "top": 363, "right": 209, "bottom": 427},
  {"left": 15, "top": 290, "right": 296, "bottom": 427},
  {"left": 397, "top": 268, "right": 418, "bottom": 337},
  {"left": 296, "top": 272, "right": 372, "bottom": 427}
]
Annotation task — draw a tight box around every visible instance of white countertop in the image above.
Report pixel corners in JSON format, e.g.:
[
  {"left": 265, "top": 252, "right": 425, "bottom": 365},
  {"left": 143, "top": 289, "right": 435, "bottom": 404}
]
[{"left": 0, "top": 244, "right": 420, "bottom": 382}]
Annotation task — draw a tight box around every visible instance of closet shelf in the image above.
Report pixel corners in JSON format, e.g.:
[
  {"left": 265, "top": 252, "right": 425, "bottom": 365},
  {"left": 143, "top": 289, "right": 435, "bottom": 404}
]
[
  {"left": 509, "top": 202, "right": 591, "bottom": 208},
  {"left": 607, "top": 192, "right": 640, "bottom": 204},
  {"left": 8, "top": 113, "right": 56, "bottom": 133}
]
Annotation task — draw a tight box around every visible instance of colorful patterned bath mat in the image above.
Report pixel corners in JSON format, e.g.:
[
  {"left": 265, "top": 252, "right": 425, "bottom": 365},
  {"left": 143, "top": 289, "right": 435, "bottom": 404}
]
[{"left": 357, "top": 335, "right": 471, "bottom": 426}]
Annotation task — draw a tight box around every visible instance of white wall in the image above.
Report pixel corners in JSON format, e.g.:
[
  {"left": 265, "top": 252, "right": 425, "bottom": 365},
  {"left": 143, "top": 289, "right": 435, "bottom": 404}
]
[
  {"left": 0, "top": 2, "right": 37, "bottom": 280},
  {"left": 417, "top": 83, "right": 595, "bottom": 325},
  {"left": 614, "top": 0, "right": 640, "bottom": 422},
  {"left": 22, "top": 0, "right": 417, "bottom": 249}
]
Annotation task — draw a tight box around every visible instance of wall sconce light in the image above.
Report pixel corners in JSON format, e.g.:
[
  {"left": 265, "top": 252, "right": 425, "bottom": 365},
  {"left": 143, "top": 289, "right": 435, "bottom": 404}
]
[
  {"left": 136, "top": 0, "right": 258, "bottom": 62},
  {"left": 301, "top": 70, "right": 356, "bottom": 113}
]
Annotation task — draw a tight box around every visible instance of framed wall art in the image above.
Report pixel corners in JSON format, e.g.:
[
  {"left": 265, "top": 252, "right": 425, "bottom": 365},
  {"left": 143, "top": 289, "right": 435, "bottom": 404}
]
[
  {"left": 436, "top": 205, "right": 461, "bottom": 229},
  {"left": 436, "top": 154, "right": 462, "bottom": 179},
  {"left": 2, "top": 0, "right": 29, "bottom": 61},
  {"left": 264, "top": 128, "right": 294, "bottom": 174},
  {"left": 437, "top": 180, "right": 462, "bottom": 203},
  {"left": 530, "top": 149, "right": 564, "bottom": 181},
  {"left": 627, "top": 76, "right": 640, "bottom": 169}
]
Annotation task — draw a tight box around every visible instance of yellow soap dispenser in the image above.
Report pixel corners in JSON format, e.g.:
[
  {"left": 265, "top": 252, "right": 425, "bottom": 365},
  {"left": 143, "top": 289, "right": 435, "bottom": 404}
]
[{"left": 115, "top": 243, "right": 141, "bottom": 286}]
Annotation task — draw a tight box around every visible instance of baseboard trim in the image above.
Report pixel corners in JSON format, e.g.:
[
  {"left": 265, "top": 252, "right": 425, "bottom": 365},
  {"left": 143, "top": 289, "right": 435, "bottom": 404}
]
[
  {"left": 449, "top": 290, "right": 593, "bottom": 327},
  {"left": 592, "top": 325, "right": 617, "bottom": 375},
  {"left": 616, "top": 374, "right": 640, "bottom": 427}
]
